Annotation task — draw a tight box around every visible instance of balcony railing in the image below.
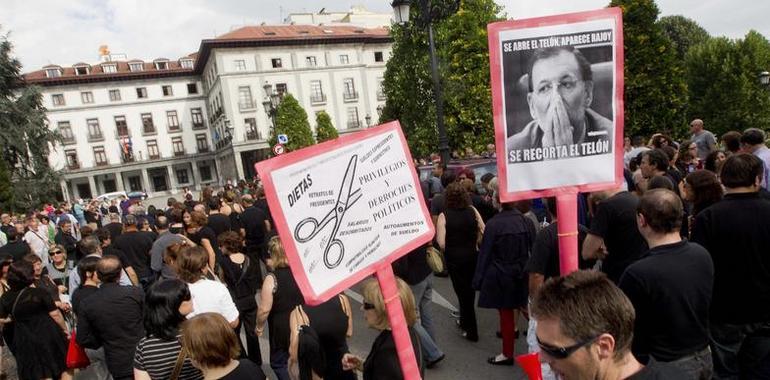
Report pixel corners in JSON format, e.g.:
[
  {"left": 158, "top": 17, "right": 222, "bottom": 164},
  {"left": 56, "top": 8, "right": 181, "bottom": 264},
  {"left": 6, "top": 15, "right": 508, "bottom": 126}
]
[
  {"left": 246, "top": 129, "right": 260, "bottom": 140},
  {"left": 115, "top": 128, "right": 130, "bottom": 139},
  {"left": 66, "top": 161, "right": 80, "bottom": 170},
  {"left": 192, "top": 122, "right": 206, "bottom": 130},
  {"left": 122, "top": 155, "right": 135, "bottom": 163},
  {"left": 61, "top": 136, "right": 76, "bottom": 145},
  {"left": 198, "top": 146, "right": 210, "bottom": 153},
  {"left": 87, "top": 133, "right": 104, "bottom": 142},
  {"left": 343, "top": 91, "right": 358, "bottom": 102},
  {"left": 95, "top": 160, "right": 109, "bottom": 167},
  {"left": 148, "top": 153, "right": 160, "bottom": 160},
  {"left": 142, "top": 125, "right": 156, "bottom": 135},
  {"left": 174, "top": 150, "right": 186, "bottom": 157},
  {"left": 310, "top": 94, "right": 327, "bottom": 104},
  {"left": 347, "top": 120, "right": 360, "bottom": 129},
  {"left": 168, "top": 125, "right": 182, "bottom": 133}
]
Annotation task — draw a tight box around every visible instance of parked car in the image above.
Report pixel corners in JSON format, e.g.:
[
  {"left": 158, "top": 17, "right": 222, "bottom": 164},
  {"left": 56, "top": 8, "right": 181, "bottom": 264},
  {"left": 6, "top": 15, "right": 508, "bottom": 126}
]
[{"left": 94, "top": 191, "right": 127, "bottom": 204}]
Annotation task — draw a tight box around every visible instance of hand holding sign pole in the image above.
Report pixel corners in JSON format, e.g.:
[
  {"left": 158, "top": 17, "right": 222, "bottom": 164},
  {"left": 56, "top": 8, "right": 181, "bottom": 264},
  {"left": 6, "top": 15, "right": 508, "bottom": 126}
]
[{"left": 255, "top": 121, "right": 430, "bottom": 380}]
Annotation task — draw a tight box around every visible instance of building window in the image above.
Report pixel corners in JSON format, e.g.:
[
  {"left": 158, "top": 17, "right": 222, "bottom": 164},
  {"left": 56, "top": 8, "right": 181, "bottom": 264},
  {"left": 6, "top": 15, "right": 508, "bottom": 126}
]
[
  {"left": 93, "top": 146, "right": 108, "bottom": 166},
  {"left": 245, "top": 118, "right": 258, "bottom": 140},
  {"left": 147, "top": 140, "right": 160, "bottom": 159},
  {"left": 51, "top": 94, "right": 65, "bottom": 106},
  {"left": 108, "top": 89, "right": 121, "bottom": 101},
  {"left": 238, "top": 86, "right": 255, "bottom": 110},
  {"left": 180, "top": 59, "right": 194, "bottom": 69},
  {"left": 276, "top": 83, "right": 287, "bottom": 96},
  {"left": 172, "top": 137, "right": 185, "bottom": 156},
  {"left": 87, "top": 119, "right": 102, "bottom": 140},
  {"left": 65, "top": 150, "right": 79, "bottom": 169},
  {"left": 306, "top": 56, "right": 317, "bottom": 67},
  {"left": 162, "top": 85, "right": 173, "bottom": 96},
  {"left": 166, "top": 111, "right": 180, "bottom": 131},
  {"left": 46, "top": 68, "right": 61, "bottom": 78},
  {"left": 310, "top": 80, "right": 325, "bottom": 104},
  {"left": 81, "top": 91, "right": 94, "bottom": 104},
  {"left": 196, "top": 134, "right": 209, "bottom": 152},
  {"left": 199, "top": 166, "right": 212, "bottom": 181},
  {"left": 271, "top": 58, "right": 282, "bottom": 68},
  {"left": 102, "top": 64, "right": 117, "bottom": 73},
  {"left": 75, "top": 66, "right": 90, "bottom": 75},
  {"left": 136, "top": 87, "right": 148, "bottom": 99},
  {"left": 187, "top": 83, "right": 198, "bottom": 94},
  {"left": 58, "top": 121, "right": 74, "bottom": 144},
  {"left": 129, "top": 62, "right": 144, "bottom": 72},
  {"left": 114, "top": 116, "right": 129, "bottom": 137},
  {"left": 339, "top": 54, "right": 349, "bottom": 64},
  {"left": 347, "top": 107, "right": 360, "bottom": 128},
  {"left": 155, "top": 61, "right": 169, "bottom": 70},
  {"left": 141, "top": 113, "right": 155, "bottom": 134},
  {"left": 343, "top": 78, "right": 357, "bottom": 101},
  {"left": 374, "top": 51, "right": 384, "bottom": 62},
  {"left": 191, "top": 108, "right": 204, "bottom": 129},
  {"left": 176, "top": 169, "right": 189, "bottom": 184},
  {"left": 234, "top": 60, "right": 246, "bottom": 71}
]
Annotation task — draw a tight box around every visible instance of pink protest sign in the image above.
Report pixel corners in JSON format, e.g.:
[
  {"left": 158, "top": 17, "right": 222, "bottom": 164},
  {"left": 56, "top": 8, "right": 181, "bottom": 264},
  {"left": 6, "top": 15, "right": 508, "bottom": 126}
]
[
  {"left": 488, "top": 8, "right": 625, "bottom": 203},
  {"left": 254, "top": 121, "right": 434, "bottom": 304}
]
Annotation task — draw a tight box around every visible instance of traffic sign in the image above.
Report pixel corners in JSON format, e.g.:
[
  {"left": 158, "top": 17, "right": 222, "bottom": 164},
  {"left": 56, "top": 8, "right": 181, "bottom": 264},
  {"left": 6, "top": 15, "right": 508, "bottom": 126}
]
[
  {"left": 273, "top": 144, "right": 285, "bottom": 155},
  {"left": 277, "top": 134, "right": 289, "bottom": 144}
]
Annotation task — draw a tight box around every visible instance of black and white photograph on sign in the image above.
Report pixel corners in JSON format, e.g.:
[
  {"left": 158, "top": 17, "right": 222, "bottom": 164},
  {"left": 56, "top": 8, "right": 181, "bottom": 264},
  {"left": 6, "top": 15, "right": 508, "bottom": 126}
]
[{"left": 497, "top": 18, "right": 619, "bottom": 192}]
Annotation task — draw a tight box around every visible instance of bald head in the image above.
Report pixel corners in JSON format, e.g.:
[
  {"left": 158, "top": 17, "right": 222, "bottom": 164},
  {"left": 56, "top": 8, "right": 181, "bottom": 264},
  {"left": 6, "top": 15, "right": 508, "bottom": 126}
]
[
  {"left": 638, "top": 189, "right": 683, "bottom": 234},
  {"left": 97, "top": 256, "right": 122, "bottom": 283}
]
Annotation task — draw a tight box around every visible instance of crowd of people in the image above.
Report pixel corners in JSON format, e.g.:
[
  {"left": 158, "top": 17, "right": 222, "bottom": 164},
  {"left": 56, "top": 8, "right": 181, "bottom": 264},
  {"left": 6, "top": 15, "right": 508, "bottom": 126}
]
[{"left": 0, "top": 119, "right": 768, "bottom": 379}]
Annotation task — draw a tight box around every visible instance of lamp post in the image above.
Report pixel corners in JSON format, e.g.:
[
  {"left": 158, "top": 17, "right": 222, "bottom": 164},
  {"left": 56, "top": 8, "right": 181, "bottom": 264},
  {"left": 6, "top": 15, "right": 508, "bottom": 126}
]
[
  {"left": 262, "top": 81, "right": 281, "bottom": 135},
  {"left": 365, "top": 114, "right": 372, "bottom": 127},
  {"left": 391, "top": 0, "right": 456, "bottom": 166},
  {"left": 760, "top": 71, "right": 770, "bottom": 87}
]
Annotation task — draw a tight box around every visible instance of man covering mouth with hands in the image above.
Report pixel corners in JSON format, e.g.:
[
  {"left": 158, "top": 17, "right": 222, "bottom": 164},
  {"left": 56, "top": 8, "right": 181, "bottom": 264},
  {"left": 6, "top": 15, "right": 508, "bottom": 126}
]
[{"left": 507, "top": 46, "right": 613, "bottom": 153}]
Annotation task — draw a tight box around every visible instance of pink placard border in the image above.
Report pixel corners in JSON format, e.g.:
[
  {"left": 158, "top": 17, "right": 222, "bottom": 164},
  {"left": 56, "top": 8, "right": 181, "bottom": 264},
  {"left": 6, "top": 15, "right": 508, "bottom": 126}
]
[
  {"left": 488, "top": 7, "right": 625, "bottom": 202},
  {"left": 255, "top": 121, "right": 435, "bottom": 305}
]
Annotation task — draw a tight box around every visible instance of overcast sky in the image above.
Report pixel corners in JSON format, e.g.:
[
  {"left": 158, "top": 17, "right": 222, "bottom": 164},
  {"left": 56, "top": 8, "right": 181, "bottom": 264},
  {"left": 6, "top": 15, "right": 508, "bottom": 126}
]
[{"left": 3, "top": 0, "right": 769, "bottom": 72}]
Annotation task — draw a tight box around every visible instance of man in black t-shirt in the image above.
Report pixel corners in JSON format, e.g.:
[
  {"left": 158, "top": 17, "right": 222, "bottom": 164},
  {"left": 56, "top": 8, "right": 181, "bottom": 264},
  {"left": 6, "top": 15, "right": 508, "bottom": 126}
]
[
  {"left": 112, "top": 215, "right": 157, "bottom": 289},
  {"left": 207, "top": 197, "right": 232, "bottom": 236},
  {"left": 583, "top": 187, "right": 648, "bottom": 283},
  {"left": 619, "top": 189, "right": 713, "bottom": 378},
  {"left": 531, "top": 270, "right": 686, "bottom": 380},
  {"left": 240, "top": 196, "right": 270, "bottom": 262},
  {"left": 691, "top": 154, "right": 770, "bottom": 379}
]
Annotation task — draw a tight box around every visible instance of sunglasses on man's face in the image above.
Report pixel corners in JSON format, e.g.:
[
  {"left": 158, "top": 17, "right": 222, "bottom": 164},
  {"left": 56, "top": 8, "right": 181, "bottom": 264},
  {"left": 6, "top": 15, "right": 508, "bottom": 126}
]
[
  {"left": 50, "top": 250, "right": 63, "bottom": 255},
  {"left": 363, "top": 302, "right": 376, "bottom": 310},
  {"left": 536, "top": 334, "right": 600, "bottom": 359}
]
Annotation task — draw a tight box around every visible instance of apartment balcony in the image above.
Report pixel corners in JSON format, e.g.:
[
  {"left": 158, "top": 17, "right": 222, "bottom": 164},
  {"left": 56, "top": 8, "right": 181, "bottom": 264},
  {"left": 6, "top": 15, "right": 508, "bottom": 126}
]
[
  {"left": 122, "top": 155, "right": 135, "bottom": 163},
  {"left": 94, "top": 160, "right": 109, "bottom": 167},
  {"left": 246, "top": 129, "right": 260, "bottom": 141},
  {"left": 87, "top": 133, "right": 104, "bottom": 142},
  {"left": 174, "top": 150, "right": 186, "bottom": 157},
  {"left": 142, "top": 125, "right": 157, "bottom": 136},
  {"left": 343, "top": 91, "right": 359, "bottom": 102},
  {"left": 148, "top": 153, "right": 160, "bottom": 160},
  {"left": 198, "top": 146, "right": 210, "bottom": 153},
  {"left": 61, "top": 136, "right": 76, "bottom": 145},
  {"left": 167, "top": 125, "right": 182, "bottom": 134},
  {"left": 192, "top": 122, "right": 206, "bottom": 130},
  {"left": 310, "top": 94, "right": 327, "bottom": 105},
  {"left": 115, "top": 128, "right": 131, "bottom": 139},
  {"left": 66, "top": 161, "right": 80, "bottom": 170}
]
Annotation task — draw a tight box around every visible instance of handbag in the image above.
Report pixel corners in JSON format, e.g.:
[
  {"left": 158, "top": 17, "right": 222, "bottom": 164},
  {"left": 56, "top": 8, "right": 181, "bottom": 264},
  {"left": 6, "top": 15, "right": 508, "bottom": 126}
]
[
  {"left": 426, "top": 246, "right": 444, "bottom": 274},
  {"left": 66, "top": 330, "right": 90, "bottom": 369}
]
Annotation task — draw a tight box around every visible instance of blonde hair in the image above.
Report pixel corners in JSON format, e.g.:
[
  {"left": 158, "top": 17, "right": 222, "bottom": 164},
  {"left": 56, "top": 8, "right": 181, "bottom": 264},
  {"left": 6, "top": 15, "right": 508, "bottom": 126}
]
[
  {"left": 362, "top": 277, "right": 417, "bottom": 330},
  {"left": 268, "top": 236, "right": 289, "bottom": 268}
]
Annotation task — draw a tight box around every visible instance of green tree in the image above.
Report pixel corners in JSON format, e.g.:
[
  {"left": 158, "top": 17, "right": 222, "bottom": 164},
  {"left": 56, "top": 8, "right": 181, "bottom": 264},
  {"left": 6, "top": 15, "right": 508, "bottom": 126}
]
[
  {"left": 441, "top": 0, "right": 504, "bottom": 154},
  {"left": 0, "top": 29, "right": 61, "bottom": 212},
  {"left": 314, "top": 111, "right": 338, "bottom": 142},
  {"left": 0, "top": 159, "right": 13, "bottom": 211},
  {"left": 657, "top": 15, "right": 710, "bottom": 60},
  {"left": 268, "top": 93, "right": 315, "bottom": 153},
  {"left": 685, "top": 31, "right": 770, "bottom": 136},
  {"left": 609, "top": 0, "right": 688, "bottom": 138}
]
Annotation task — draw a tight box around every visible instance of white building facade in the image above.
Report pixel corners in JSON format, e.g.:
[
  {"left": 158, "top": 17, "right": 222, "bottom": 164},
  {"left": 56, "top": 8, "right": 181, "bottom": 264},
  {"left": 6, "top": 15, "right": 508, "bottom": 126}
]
[{"left": 24, "top": 24, "right": 392, "bottom": 201}]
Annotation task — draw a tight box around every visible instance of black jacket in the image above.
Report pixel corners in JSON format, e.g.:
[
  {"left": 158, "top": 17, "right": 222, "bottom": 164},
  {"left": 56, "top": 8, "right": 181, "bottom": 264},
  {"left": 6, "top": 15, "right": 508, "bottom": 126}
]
[
  {"left": 77, "top": 283, "right": 145, "bottom": 378},
  {"left": 363, "top": 328, "right": 422, "bottom": 380}
]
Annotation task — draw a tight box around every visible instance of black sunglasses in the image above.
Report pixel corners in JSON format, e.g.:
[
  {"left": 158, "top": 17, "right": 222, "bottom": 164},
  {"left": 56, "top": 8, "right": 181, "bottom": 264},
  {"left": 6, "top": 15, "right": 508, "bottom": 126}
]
[
  {"left": 363, "top": 302, "right": 376, "bottom": 310},
  {"left": 50, "top": 250, "right": 63, "bottom": 254},
  {"left": 536, "top": 334, "right": 600, "bottom": 359}
]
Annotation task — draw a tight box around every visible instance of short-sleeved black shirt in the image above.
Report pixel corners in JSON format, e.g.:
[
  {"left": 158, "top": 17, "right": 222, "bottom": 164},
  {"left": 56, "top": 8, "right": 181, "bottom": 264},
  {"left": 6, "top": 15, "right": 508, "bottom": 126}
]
[
  {"left": 589, "top": 191, "right": 648, "bottom": 283},
  {"left": 207, "top": 213, "right": 232, "bottom": 237},
  {"left": 113, "top": 230, "right": 157, "bottom": 279},
  {"left": 241, "top": 206, "right": 268, "bottom": 247},
  {"left": 619, "top": 240, "right": 713, "bottom": 362},
  {"left": 525, "top": 222, "right": 592, "bottom": 279}
]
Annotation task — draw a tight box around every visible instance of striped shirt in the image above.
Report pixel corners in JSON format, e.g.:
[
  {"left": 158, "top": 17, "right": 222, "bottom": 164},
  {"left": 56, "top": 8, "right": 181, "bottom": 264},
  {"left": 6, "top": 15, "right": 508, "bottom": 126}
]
[{"left": 134, "top": 335, "right": 203, "bottom": 380}]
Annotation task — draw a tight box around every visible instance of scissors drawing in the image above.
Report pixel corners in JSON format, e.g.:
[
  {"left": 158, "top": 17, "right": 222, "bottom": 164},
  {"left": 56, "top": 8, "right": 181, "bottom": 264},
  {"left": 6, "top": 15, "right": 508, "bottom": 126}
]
[{"left": 294, "top": 154, "right": 362, "bottom": 269}]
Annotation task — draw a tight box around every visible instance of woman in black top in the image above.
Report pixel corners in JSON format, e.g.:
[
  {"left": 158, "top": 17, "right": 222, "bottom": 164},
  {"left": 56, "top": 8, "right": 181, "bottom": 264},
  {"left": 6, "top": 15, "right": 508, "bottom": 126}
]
[
  {"left": 70, "top": 256, "right": 100, "bottom": 314},
  {"left": 186, "top": 211, "right": 230, "bottom": 280},
  {"left": 218, "top": 231, "right": 262, "bottom": 365},
  {"left": 289, "top": 294, "right": 355, "bottom": 380},
  {"left": 182, "top": 313, "right": 265, "bottom": 380},
  {"left": 437, "top": 182, "right": 485, "bottom": 341},
  {"left": 342, "top": 278, "right": 423, "bottom": 380},
  {"left": 23, "top": 254, "right": 71, "bottom": 314},
  {"left": 256, "top": 237, "right": 303, "bottom": 380},
  {"left": 133, "top": 279, "right": 203, "bottom": 380},
  {"left": 0, "top": 260, "right": 70, "bottom": 380}
]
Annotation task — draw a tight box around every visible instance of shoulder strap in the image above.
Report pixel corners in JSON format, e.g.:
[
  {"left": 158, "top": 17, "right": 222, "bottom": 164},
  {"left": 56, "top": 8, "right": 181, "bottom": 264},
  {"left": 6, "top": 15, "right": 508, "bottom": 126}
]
[
  {"left": 235, "top": 256, "right": 250, "bottom": 285},
  {"left": 298, "top": 305, "right": 310, "bottom": 325},
  {"left": 169, "top": 345, "right": 186, "bottom": 380},
  {"left": 339, "top": 294, "right": 350, "bottom": 317},
  {"left": 10, "top": 288, "right": 28, "bottom": 318}
]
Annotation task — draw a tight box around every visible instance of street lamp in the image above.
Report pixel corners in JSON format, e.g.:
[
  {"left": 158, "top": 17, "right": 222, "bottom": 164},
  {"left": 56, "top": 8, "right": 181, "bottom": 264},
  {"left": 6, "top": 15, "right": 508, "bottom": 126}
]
[
  {"left": 391, "top": 0, "right": 456, "bottom": 165},
  {"left": 760, "top": 71, "right": 770, "bottom": 87},
  {"left": 365, "top": 114, "right": 372, "bottom": 127},
  {"left": 262, "top": 81, "right": 280, "bottom": 133}
]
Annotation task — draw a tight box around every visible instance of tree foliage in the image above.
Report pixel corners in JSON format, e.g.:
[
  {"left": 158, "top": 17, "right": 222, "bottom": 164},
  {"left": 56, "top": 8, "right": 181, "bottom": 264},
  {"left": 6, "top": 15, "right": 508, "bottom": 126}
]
[
  {"left": 657, "top": 15, "right": 710, "bottom": 60},
  {"left": 609, "top": 0, "right": 688, "bottom": 138},
  {"left": 314, "top": 111, "right": 338, "bottom": 143},
  {"left": 268, "top": 93, "right": 315, "bottom": 153},
  {"left": 0, "top": 29, "right": 60, "bottom": 212},
  {"left": 685, "top": 31, "right": 770, "bottom": 137},
  {"left": 441, "top": 0, "right": 504, "bottom": 155}
]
